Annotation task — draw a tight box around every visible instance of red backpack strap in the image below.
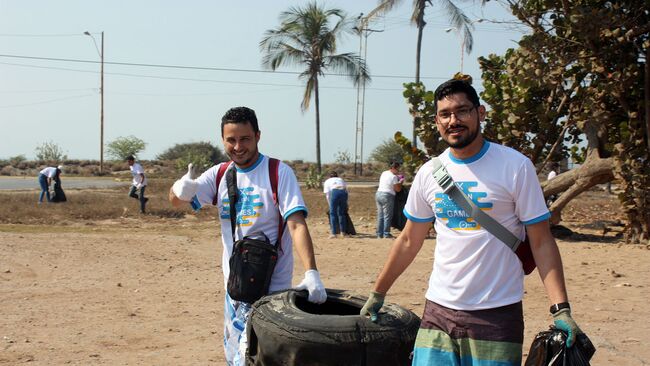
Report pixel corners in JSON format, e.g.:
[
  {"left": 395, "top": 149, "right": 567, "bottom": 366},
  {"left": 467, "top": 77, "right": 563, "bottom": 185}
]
[
  {"left": 268, "top": 158, "right": 285, "bottom": 246},
  {"left": 212, "top": 161, "right": 232, "bottom": 206}
]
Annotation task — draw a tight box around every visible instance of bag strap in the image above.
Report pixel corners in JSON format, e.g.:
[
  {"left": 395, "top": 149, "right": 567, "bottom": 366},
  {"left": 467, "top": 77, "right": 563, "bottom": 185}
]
[
  {"left": 221, "top": 157, "right": 285, "bottom": 248},
  {"left": 226, "top": 164, "right": 239, "bottom": 243},
  {"left": 431, "top": 157, "right": 523, "bottom": 252},
  {"left": 268, "top": 158, "right": 286, "bottom": 248},
  {"left": 212, "top": 161, "right": 233, "bottom": 206}
]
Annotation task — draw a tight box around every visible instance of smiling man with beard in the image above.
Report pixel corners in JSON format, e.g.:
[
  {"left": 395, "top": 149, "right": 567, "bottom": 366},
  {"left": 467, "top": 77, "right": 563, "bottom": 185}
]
[
  {"left": 361, "top": 79, "right": 582, "bottom": 365},
  {"left": 169, "top": 106, "right": 326, "bottom": 365}
]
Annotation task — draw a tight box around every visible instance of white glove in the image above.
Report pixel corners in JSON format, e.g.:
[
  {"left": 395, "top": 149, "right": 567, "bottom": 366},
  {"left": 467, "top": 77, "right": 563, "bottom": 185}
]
[
  {"left": 294, "top": 269, "right": 327, "bottom": 304},
  {"left": 172, "top": 163, "right": 199, "bottom": 201}
]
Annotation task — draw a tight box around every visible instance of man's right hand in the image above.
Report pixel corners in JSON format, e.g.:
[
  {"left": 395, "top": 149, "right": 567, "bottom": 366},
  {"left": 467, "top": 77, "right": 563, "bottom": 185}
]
[
  {"left": 171, "top": 163, "right": 199, "bottom": 201},
  {"left": 360, "top": 291, "right": 385, "bottom": 322}
]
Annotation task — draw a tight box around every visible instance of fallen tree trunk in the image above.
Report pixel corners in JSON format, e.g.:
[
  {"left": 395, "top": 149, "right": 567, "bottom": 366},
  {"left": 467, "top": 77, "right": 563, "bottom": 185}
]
[
  {"left": 541, "top": 156, "right": 615, "bottom": 225},
  {"left": 541, "top": 120, "right": 616, "bottom": 225}
]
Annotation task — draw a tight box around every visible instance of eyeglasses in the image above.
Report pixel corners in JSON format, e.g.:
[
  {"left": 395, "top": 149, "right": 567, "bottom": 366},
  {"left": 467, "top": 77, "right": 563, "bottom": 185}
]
[{"left": 436, "top": 106, "right": 476, "bottom": 124}]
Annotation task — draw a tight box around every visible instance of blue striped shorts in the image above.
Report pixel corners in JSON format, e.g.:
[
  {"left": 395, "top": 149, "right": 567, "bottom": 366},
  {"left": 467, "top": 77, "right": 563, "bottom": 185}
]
[{"left": 412, "top": 300, "right": 524, "bottom": 366}]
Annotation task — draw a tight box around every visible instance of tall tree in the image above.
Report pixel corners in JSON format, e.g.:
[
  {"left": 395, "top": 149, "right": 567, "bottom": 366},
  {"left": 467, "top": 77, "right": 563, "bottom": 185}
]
[
  {"left": 260, "top": 2, "right": 370, "bottom": 174},
  {"left": 398, "top": 0, "right": 649, "bottom": 242},
  {"left": 366, "top": 0, "right": 485, "bottom": 148},
  {"left": 477, "top": 0, "right": 649, "bottom": 243}
]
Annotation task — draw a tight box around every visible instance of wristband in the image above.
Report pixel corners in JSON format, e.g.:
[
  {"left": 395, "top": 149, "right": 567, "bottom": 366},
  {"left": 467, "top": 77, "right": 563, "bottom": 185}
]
[{"left": 550, "top": 302, "right": 571, "bottom": 314}]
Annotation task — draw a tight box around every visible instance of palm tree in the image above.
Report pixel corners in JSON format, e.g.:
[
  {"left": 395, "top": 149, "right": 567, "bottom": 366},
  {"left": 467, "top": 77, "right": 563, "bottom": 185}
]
[
  {"left": 260, "top": 2, "right": 370, "bottom": 174},
  {"left": 366, "top": 0, "right": 485, "bottom": 147}
]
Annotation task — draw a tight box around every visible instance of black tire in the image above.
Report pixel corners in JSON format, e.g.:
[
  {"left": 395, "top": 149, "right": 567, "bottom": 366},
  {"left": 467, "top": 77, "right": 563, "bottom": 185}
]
[{"left": 246, "top": 289, "right": 420, "bottom": 366}]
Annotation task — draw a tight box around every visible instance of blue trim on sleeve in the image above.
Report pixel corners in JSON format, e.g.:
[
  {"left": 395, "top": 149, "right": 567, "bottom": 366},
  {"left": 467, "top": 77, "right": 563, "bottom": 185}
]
[
  {"left": 284, "top": 206, "right": 308, "bottom": 220},
  {"left": 235, "top": 154, "right": 265, "bottom": 172},
  {"left": 448, "top": 141, "right": 490, "bottom": 164},
  {"left": 523, "top": 211, "right": 551, "bottom": 225},
  {"left": 403, "top": 208, "right": 435, "bottom": 223}
]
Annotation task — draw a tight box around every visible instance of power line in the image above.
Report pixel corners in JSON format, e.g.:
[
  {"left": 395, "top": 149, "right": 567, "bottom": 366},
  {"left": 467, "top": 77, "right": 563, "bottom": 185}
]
[
  {"left": 0, "top": 53, "right": 449, "bottom": 80},
  {"left": 0, "top": 33, "right": 85, "bottom": 37},
  {"left": 0, "top": 94, "right": 92, "bottom": 108},
  {"left": 0, "top": 61, "right": 408, "bottom": 91}
]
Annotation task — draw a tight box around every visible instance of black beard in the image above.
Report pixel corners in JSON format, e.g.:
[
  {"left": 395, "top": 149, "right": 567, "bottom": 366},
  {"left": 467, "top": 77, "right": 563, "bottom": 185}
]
[
  {"left": 443, "top": 116, "right": 480, "bottom": 149},
  {"left": 446, "top": 126, "right": 479, "bottom": 149}
]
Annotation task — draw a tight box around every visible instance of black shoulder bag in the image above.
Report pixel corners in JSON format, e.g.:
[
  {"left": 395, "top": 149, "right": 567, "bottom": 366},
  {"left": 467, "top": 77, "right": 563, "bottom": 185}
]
[{"left": 225, "top": 164, "right": 284, "bottom": 304}]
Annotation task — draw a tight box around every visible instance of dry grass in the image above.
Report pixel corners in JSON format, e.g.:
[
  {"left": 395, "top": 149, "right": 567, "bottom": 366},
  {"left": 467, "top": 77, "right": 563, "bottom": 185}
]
[
  {"left": 0, "top": 179, "right": 379, "bottom": 226},
  {"left": 0, "top": 179, "right": 215, "bottom": 225}
]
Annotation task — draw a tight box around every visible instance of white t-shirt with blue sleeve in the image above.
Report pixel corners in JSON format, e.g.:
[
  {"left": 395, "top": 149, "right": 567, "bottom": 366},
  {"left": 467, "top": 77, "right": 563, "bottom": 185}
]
[
  {"left": 404, "top": 141, "right": 550, "bottom": 310},
  {"left": 194, "top": 154, "right": 307, "bottom": 293}
]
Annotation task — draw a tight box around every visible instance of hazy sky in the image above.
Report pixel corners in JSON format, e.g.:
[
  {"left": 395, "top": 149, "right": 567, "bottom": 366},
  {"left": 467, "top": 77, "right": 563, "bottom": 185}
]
[{"left": 0, "top": 0, "right": 525, "bottom": 163}]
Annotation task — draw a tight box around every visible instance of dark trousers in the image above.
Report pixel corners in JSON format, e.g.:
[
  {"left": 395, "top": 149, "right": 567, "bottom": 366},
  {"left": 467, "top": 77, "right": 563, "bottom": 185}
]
[{"left": 128, "top": 185, "right": 147, "bottom": 213}]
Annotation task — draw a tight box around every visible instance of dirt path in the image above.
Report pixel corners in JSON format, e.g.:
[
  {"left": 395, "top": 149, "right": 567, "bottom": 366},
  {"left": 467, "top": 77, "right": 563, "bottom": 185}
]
[{"left": 1, "top": 216, "right": 649, "bottom": 365}]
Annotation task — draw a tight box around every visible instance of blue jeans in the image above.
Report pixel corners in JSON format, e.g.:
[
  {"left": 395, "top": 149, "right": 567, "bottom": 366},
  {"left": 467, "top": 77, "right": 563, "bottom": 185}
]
[
  {"left": 128, "top": 185, "right": 147, "bottom": 213},
  {"left": 375, "top": 192, "right": 395, "bottom": 237},
  {"left": 38, "top": 174, "right": 50, "bottom": 202},
  {"left": 329, "top": 189, "right": 348, "bottom": 235}
]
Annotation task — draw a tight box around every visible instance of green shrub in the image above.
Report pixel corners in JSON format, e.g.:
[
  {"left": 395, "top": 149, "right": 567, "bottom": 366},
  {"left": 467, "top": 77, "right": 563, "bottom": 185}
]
[{"left": 106, "top": 136, "right": 146, "bottom": 161}]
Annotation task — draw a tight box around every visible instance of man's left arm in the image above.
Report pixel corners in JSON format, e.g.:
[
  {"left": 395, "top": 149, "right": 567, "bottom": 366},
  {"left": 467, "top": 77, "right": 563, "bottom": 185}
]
[
  {"left": 286, "top": 211, "right": 327, "bottom": 304},
  {"left": 528, "top": 220, "right": 582, "bottom": 346}
]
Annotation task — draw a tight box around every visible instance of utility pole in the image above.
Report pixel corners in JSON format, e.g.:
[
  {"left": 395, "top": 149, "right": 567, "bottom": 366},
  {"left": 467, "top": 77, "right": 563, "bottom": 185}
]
[
  {"left": 84, "top": 31, "right": 105, "bottom": 174},
  {"left": 354, "top": 15, "right": 383, "bottom": 176}
]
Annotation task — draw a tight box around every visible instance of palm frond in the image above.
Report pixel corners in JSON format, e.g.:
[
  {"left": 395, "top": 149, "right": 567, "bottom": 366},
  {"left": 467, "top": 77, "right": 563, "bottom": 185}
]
[
  {"left": 301, "top": 76, "right": 316, "bottom": 111},
  {"left": 365, "top": 0, "right": 403, "bottom": 23},
  {"left": 410, "top": 0, "right": 426, "bottom": 25},
  {"left": 440, "top": 0, "right": 474, "bottom": 53},
  {"left": 261, "top": 42, "right": 306, "bottom": 70},
  {"left": 324, "top": 53, "right": 371, "bottom": 87}
]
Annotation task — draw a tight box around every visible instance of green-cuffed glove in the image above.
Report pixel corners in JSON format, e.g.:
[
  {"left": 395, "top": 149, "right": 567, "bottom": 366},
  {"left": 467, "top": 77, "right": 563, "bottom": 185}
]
[
  {"left": 360, "top": 291, "right": 385, "bottom": 322},
  {"left": 553, "top": 308, "right": 582, "bottom": 347}
]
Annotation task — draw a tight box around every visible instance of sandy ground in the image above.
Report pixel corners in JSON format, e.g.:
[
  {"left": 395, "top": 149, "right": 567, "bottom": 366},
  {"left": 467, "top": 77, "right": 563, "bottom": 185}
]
[{"left": 1, "top": 198, "right": 649, "bottom": 365}]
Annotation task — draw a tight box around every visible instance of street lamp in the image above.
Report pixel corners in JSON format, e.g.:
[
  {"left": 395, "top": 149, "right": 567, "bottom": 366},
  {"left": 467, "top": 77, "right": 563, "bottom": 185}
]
[
  {"left": 353, "top": 15, "right": 383, "bottom": 176},
  {"left": 445, "top": 19, "right": 484, "bottom": 73},
  {"left": 84, "top": 31, "right": 104, "bottom": 174}
]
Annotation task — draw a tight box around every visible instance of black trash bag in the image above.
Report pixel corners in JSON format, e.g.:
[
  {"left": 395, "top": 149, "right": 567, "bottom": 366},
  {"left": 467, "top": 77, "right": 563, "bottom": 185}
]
[
  {"left": 50, "top": 176, "right": 67, "bottom": 203},
  {"left": 327, "top": 211, "right": 356, "bottom": 235},
  {"left": 391, "top": 186, "right": 408, "bottom": 231},
  {"left": 525, "top": 326, "right": 596, "bottom": 366}
]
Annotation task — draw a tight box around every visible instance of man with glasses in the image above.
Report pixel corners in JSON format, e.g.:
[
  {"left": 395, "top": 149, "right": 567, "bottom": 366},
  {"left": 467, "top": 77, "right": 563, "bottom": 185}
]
[{"left": 361, "top": 79, "right": 582, "bottom": 365}]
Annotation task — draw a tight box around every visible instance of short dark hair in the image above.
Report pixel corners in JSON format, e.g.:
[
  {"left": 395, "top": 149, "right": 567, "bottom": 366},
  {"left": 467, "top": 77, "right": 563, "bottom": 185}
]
[
  {"left": 389, "top": 161, "right": 401, "bottom": 169},
  {"left": 329, "top": 170, "right": 338, "bottom": 177},
  {"left": 126, "top": 155, "right": 135, "bottom": 161},
  {"left": 221, "top": 106, "right": 259, "bottom": 136},
  {"left": 433, "top": 79, "right": 480, "bottom": 114}
]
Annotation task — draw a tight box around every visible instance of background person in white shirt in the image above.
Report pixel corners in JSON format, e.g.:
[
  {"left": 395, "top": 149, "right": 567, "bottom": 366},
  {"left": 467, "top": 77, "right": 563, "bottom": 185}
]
[
  {"left": 546, "top": 163, "right": 559, "bottom": 206},
  {"left": 375, "top": 161, "right": 403, "bottom": 238},
  {"left": 126, "top": 155, "right": 148, "bottom": 213},
  {"left": 37, "top": 165, "right": 62, "bottom": 203},
  {"left": 323, "top": 170, "right": 349, "bottom": 239}
]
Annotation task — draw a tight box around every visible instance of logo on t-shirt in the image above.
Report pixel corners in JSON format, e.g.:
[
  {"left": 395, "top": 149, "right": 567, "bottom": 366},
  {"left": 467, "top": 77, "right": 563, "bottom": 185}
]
[
  {"left": 435, "top": 181, "right": 491, "bottom": 230},
  {"left": 221, "top": 187, "right": 264, "bottom": 226}
]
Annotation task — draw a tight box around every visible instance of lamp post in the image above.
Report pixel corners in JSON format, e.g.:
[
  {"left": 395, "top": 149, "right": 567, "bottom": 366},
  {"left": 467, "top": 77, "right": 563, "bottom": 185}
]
[
  {"left": 445, "top": 19, "right": 483, "bottom": 73},
  {"left": 84, "top": 31, "right": 104, "bottom": 174},
  {"left": 353, "top": 15, "right": 382, "bottom": 176}
]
